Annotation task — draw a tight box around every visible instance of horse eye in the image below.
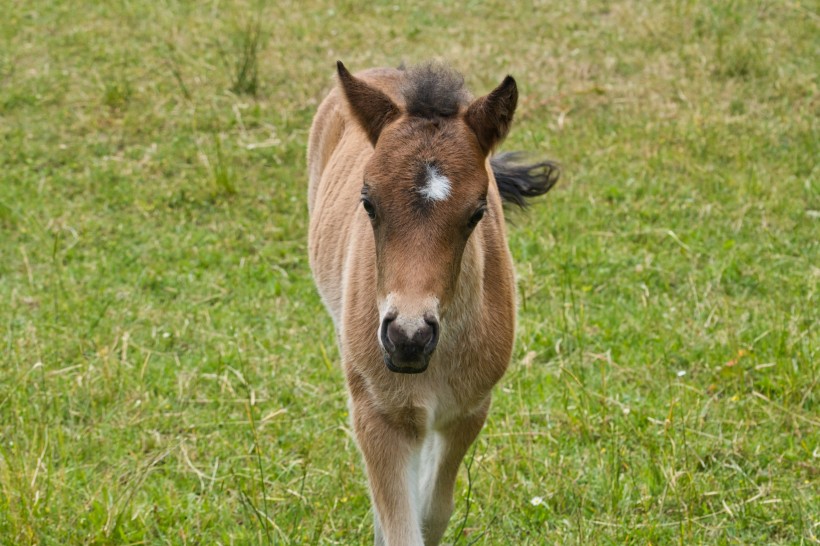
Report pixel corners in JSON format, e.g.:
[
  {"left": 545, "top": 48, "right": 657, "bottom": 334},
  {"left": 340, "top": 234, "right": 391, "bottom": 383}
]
[
  {"left": 468, "top": 207, "right": 486, "bottom": 228},
  {"left": 361, "top": 198, "right": 376, "bottom": 220}
]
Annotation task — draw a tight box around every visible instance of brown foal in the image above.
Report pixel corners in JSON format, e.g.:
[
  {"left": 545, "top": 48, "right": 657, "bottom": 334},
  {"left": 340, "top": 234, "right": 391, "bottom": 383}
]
[{"left": 308, "top": 61, "right": 558, "bottom": 545}]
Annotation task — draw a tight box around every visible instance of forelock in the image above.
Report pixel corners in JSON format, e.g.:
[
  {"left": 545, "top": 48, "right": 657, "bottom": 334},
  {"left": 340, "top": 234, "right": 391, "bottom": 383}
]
[{"left": 400, "top": 62, "right": 470, "bottom": 120}]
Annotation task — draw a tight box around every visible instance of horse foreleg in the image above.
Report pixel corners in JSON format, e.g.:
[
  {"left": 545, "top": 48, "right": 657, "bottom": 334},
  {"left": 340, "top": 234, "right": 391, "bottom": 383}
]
[
  {"left": 419, "top": 399, "right": 490, "bottom": 546},
  {"left": 351, "top": 400, "right": 425, "bottom": 546}
]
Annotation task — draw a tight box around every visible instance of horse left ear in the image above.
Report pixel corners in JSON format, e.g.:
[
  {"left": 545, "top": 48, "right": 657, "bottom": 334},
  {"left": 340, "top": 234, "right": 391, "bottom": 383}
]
[
  {"left": 465, "top": 75, "right": 518, "bottom": 155},
  {"left": 337, "top": 61, "right": 401, "bottom": 146}
]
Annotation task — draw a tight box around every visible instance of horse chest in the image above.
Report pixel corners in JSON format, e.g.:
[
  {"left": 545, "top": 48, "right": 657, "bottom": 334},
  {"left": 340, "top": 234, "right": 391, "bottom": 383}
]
[
  {"left": 421, "top": 382, "right": 461, "bottom": 429},
  {"left": 419, "top": 373, "right": 485, "bottom": 433}
]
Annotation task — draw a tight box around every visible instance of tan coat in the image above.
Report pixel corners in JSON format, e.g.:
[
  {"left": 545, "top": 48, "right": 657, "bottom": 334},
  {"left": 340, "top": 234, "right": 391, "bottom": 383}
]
[{"left": 308, "top": 62, "right": 523, "bottom": 546}]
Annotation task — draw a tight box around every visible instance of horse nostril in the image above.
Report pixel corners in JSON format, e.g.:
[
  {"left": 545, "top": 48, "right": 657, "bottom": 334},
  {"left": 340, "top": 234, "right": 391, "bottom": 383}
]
[
  {"left": 423, "top": 316, "right": 439, "bottom": 355},
  {"left": 380, "top": 314, "right": 396, "bottom": 352},
  {"left": 414, "top": 321, "right": 433, "bottom": 347},
  {"left": 386, "top": 319, "right": 407, "bottom": 350}
]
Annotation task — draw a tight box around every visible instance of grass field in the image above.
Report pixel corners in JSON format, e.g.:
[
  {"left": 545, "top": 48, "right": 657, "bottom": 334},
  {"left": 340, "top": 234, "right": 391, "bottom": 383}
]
[{"left": 1, "top": 0, "right": 817, "bottom": 544}]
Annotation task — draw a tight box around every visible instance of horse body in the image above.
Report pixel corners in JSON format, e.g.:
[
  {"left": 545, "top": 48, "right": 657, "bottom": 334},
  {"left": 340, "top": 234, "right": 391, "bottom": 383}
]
[{"left": 308, "top": 62, "right": 556, "bottom": 545}]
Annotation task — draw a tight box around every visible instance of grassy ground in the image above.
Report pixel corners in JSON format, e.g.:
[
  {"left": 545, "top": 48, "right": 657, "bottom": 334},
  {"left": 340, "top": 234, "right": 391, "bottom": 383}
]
[{"left": 1, "top": 0, "right": 817, "bottom": 544}]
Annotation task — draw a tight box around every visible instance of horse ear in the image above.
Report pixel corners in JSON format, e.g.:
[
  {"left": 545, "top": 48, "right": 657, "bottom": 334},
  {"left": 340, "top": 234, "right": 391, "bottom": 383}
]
[
  {"left": 337, "top": 61, "right": 401, "bottom": 146},
  {"left": 465, "top": 75, "right": 518, "bottom": 155}
]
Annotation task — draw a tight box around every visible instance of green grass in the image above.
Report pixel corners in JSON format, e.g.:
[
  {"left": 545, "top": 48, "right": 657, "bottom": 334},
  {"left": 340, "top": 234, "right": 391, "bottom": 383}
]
[{"left": 0, "top": 0, "right": 817, "bottom": 544}]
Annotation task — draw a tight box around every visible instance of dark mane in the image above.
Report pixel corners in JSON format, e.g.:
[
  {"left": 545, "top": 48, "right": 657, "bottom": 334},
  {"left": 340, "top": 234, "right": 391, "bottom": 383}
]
[{"left": 400, "top": 62, "right": 470, "bottom": 119}]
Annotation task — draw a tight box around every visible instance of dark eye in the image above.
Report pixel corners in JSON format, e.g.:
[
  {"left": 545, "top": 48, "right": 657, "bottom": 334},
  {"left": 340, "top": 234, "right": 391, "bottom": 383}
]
[
  {"left": 361, "top": 198, "right": 376, "bottom": 220},
  {"left": 468, "top": 206, "right": 486, "bottom": 228}
]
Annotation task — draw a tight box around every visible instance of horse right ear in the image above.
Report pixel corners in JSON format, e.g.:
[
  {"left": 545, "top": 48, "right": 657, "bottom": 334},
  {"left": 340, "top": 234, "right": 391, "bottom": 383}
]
[
  {"left": 465, "top": 75, "right": 518, "bottom": 155},
  {"left": 337, "top": 61, "right": 401, "bottom": 146}
]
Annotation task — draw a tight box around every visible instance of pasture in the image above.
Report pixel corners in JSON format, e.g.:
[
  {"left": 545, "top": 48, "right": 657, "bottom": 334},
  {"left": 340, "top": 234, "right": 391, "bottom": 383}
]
[{"left": 0, "top": 1, "right": 817, "bottom": 544}]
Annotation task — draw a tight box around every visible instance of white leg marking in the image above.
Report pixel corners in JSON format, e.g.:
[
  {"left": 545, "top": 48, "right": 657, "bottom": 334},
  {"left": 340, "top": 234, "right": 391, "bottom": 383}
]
[
  {"left": 419, "top": 432, "right": 444, "bottom": 521},
  {"left": 407, "top": 448, "right": 422, "bottom": 521}
]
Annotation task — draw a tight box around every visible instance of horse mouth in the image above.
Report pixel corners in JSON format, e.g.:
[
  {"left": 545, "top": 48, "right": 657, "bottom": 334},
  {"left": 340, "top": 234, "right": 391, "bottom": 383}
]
[{"left": 383, "top": 353, "right": 429, "bottom": 374}]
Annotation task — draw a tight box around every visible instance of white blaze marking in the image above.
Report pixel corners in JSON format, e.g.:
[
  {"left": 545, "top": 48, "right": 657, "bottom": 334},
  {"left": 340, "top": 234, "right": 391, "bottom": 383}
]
[{"left": 419, "top": 165, "right": 451, "bottom": 202}]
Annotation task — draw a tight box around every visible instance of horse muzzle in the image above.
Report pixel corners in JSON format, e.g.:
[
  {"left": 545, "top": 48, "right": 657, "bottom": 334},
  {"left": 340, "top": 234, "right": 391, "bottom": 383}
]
[{"left": 379, "top": 311, "right": 439, "bottom": 374}]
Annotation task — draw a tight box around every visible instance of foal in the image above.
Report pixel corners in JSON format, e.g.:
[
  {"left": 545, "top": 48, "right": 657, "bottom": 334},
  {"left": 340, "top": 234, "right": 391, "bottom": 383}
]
[{"left": 308, "top": 61, "right": 557, "bottom": 545}]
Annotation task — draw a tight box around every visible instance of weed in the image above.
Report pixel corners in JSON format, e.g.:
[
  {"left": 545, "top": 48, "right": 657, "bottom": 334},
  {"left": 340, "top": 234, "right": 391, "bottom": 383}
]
[
  {"left": 210, "top": 132, "right": 236, "bottom": 196},
  {"left": 714, "top": 36, "right": 767, "bottom": 80},
  {"left": 219, "top": 17, "right": 264, "bottom": 97},
  {"left": 163, "top": 41, "right": 192, "bottom": 101},
  {"left": 103, "top": 78, "right": 132, "bottom": 110}
]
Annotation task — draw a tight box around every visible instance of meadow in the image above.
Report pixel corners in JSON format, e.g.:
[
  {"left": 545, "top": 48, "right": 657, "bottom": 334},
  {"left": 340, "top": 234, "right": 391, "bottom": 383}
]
[{"left": 0, "top": 0, "right": 817, "bottom": 544}]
